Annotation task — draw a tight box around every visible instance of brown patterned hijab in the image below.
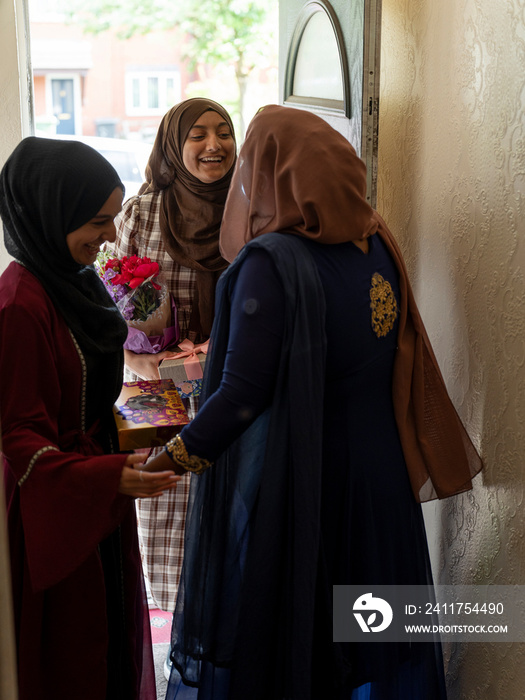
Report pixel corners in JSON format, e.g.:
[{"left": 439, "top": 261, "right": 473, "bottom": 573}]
[
  {"left": 140, "top": 98, "right": 237, "bottom": 339},
  {"left": 220, "top": 104, "right": 379, "bottom": 262}
]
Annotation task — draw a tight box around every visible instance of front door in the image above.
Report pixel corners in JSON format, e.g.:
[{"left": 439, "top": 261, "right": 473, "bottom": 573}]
[
  {"left": 279, "top": 0, "right": 381, "bottom": 206},
  {"left": 51, "top": 78, "right": 75, "bottom": 135}
]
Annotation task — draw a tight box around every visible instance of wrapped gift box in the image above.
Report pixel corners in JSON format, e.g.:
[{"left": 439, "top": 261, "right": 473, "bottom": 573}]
[
  {"left": 159, "top": 355, "right": 206, "bottom": 384},
  {"left": 159, "top": 340, "right": 207, "bottom": 384},
  {"left": 113, "top": 378, "right": 189, "bottom": 450}
]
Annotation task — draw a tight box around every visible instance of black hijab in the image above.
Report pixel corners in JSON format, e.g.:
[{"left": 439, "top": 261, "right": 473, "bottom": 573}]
[{"left": 0, "top": 136, "right": 128, "bottom": 357}]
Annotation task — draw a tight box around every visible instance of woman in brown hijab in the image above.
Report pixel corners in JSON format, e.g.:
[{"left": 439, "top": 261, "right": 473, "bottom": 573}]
[
  {"left": 149, "top": 105, "right": 482, "bottom": 699},
  {"left": 112, "top": 97, "right": 236, "bottom": 381},
  {"left": 107, "top": 98, "right": 236, "bottom": 624}
]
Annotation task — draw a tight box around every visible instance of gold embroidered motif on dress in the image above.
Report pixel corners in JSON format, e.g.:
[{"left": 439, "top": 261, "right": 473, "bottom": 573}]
[{"left": 369, "top": 273, "right": 398, "bottom": 338}]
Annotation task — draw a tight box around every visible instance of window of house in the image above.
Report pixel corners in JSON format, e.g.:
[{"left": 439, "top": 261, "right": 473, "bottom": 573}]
[{"left": 125, "top": 70, "right": 181, "bottom": 116}]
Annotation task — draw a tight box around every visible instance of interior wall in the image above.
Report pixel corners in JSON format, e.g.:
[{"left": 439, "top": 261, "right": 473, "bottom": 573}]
[
  {"left": 0, "top": 0, "right": 31, "bottom": 274},
  {"left": 0, "top": 445, "right": 18, "bottom": 700},
  {"left": 378, "top": 0, "right": 525, "bottom": 696},
  {"left": 0, "top": 12, "right": 21, "bottom": 698}
]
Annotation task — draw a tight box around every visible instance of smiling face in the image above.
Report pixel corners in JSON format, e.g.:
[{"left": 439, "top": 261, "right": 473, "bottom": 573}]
[
  {"left": 182, "top": 110, "right": 236, "bottom": 183},
  {"left": 66, "top": 186, "right": 124, "bottom": 265}
]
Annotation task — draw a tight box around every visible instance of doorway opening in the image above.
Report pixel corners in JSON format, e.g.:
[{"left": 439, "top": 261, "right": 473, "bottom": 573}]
[{"left": 28, "top": 0, "right": 279, "bottom": 146}]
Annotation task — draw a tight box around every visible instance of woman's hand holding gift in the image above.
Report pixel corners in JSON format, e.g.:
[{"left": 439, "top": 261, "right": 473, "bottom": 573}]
[{"left": 123, "top": 348, "right": 177, "bottom": 381}]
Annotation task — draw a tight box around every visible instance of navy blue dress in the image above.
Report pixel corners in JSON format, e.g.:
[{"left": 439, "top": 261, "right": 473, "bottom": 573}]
[{"left": 167, "top": 233, "right": 447, "bottom": 700}]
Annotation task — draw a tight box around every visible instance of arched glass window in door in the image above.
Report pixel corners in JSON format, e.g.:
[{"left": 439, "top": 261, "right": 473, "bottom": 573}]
[{"left": 284, "top": 0, "right": 351, "bottom": 117}]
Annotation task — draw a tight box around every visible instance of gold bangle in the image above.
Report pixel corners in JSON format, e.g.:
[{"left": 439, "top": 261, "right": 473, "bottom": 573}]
[{"left": 165, "top": 435, "right": 212, "bottom": 476}]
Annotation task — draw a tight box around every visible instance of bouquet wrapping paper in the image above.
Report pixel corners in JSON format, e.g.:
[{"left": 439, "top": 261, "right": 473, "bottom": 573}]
[{"left": 97, "top": 252, "right": 179, "bottom": 353}]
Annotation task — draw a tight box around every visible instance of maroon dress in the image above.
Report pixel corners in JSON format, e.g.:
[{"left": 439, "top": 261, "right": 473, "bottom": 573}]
[{"left": 0, "top": 262, "right": 155, "bottom": 700}]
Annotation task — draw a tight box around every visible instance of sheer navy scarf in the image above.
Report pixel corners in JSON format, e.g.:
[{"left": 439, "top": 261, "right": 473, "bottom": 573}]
[{"left": 170, "top": 233, "right": 327, "bottom": 699}]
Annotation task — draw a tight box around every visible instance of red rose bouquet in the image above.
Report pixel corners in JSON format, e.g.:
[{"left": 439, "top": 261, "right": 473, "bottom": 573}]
[{"left": 96, "top": 252, "right": 179, "bottom": 353}]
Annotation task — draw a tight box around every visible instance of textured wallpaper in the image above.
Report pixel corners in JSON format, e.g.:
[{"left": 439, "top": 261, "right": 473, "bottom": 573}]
[{"left": 378, "top": 0, "right": 525, "bottom": 696}]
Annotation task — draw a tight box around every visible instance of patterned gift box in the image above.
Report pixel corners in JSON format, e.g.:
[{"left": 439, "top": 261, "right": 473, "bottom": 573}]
[
  {"left": 173, "top": 378, "right": 202, "bottom": 421},
  {"left": 113, "top": 378, "right": 189, "bottom": 450},
  {"left": 174, "top": 378, "right": 202, "bottom": 400}
]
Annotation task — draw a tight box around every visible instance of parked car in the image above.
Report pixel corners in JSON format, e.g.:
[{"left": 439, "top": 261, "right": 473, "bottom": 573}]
[{"left": 39, "top": 133, "right": 152, "bottom": 199}]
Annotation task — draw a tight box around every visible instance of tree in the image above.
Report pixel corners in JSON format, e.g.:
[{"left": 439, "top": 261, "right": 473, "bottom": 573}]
[{"left": 68, "top": 0, "right": 277, "bottom": 135}]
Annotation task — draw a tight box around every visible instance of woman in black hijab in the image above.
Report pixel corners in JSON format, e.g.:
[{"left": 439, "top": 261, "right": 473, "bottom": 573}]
[{"left": 0, "top": 137, "right": 179, "bottom": 700}]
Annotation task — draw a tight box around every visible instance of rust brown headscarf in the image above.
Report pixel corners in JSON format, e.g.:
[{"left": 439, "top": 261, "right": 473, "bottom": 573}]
[
  {"left": 220, "top": 104, "right": 379, "bottom": 262},
  {"left": 140, "top": 98, "right": 236, "bottom": 339},
  {"left": 220, "top": 104, "right": 482, "bottom": 501}
]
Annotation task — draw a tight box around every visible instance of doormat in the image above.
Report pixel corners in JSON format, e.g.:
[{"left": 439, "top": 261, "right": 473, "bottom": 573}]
[{"left": 149, "top": 608, "right": 173, "bottom": 644}]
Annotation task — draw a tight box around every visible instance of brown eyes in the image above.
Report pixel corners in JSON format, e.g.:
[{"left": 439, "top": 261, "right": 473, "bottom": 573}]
[{"left": 189, "top": 131, "right": 232, "bottom": 140}]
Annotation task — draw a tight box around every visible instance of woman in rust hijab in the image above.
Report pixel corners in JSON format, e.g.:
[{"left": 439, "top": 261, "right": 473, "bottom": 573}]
[{"left": 150, "top": 105, "right": 482, "bottom": 699}]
